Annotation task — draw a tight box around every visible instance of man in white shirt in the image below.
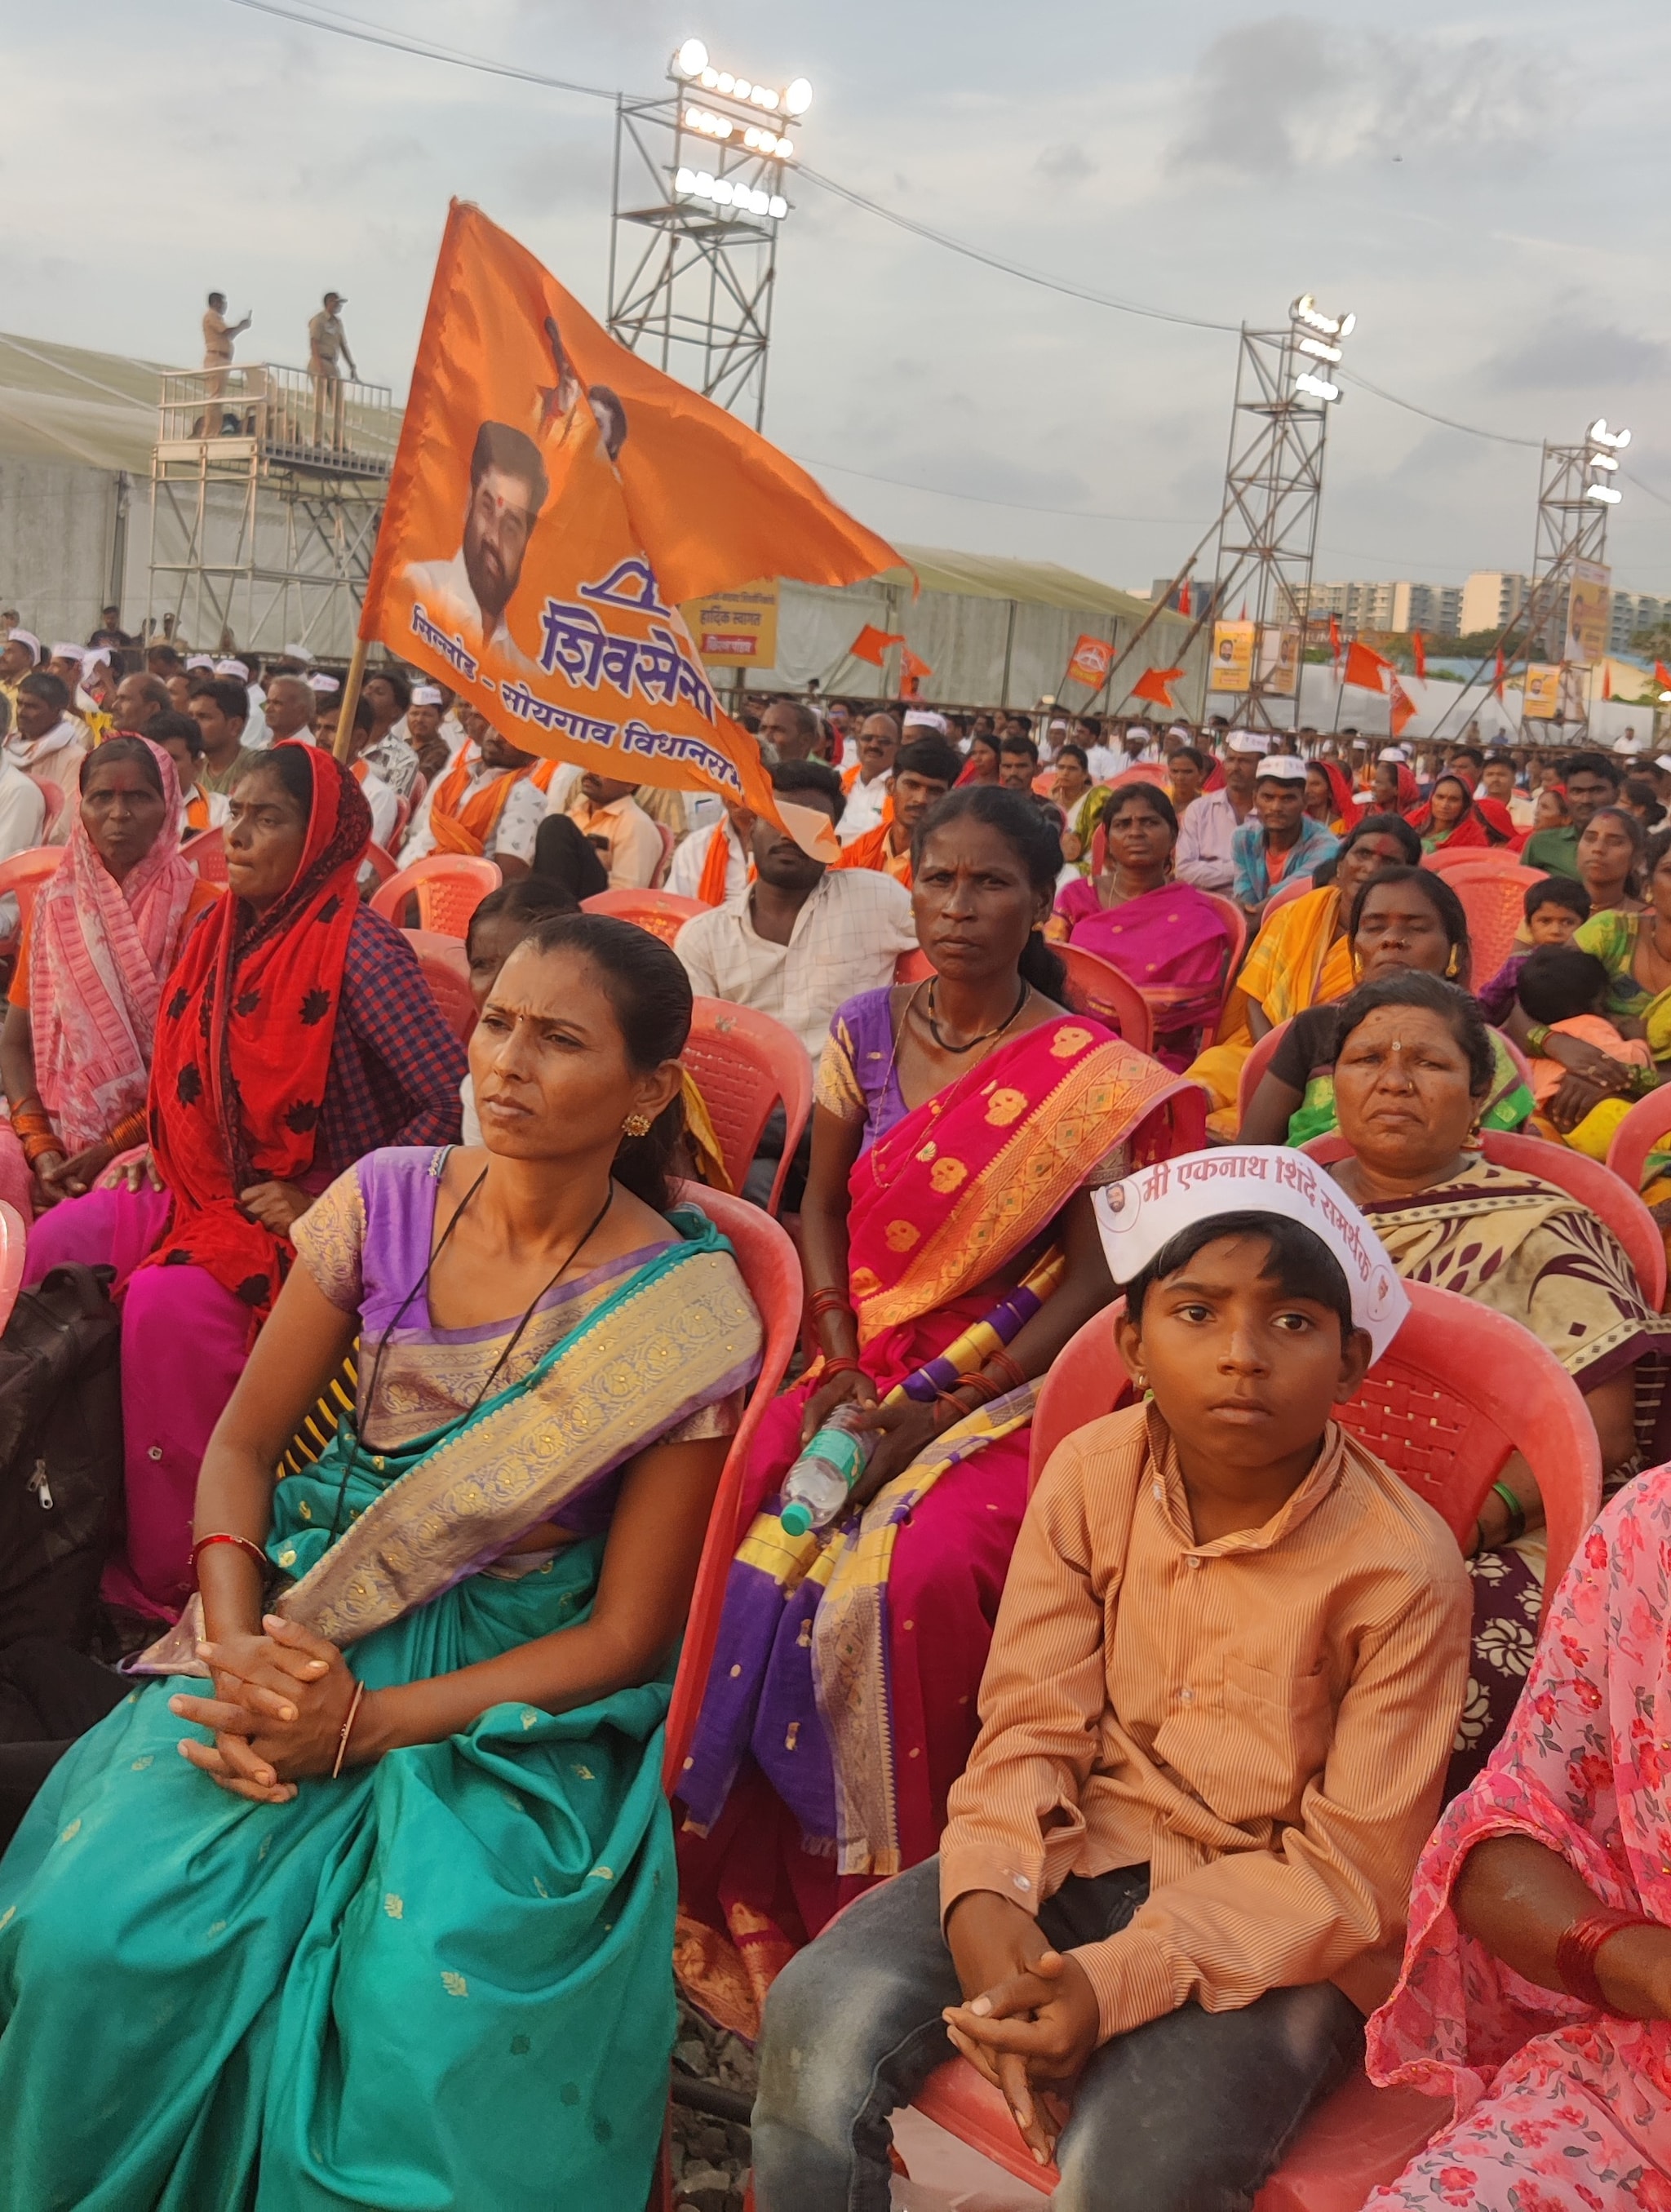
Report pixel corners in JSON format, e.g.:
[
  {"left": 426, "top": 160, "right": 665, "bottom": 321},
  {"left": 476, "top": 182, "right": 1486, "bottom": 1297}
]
[
  {"left": 400, "top": 713, "right": 547, "bottom": 874},
  {"left": 674, "top": 759, "right": 917, "bottom": 1066},
  {"left": 1174, "top": 728, "right": 1270, "bottom": 893},
  {"left": 839, "top": 711, "right": 900, "bottom": 843},
  {"left": 565, "top": 773, "right": 666, "bottom": 889},
  {"left": 261, "top": 674, "right": 317, "bottom": 745},
  {"left": 667, "top": 795, "right": 756, "bottom": 904},
  {"left": 7, "top": 673, "right": 87, "bottom": 843},
  {"left": 1077, "top": 715, "right": 1121, "bottom": 782},
  {"left": 675, "top": 758, "right": 917, "bottom": 1204},
  {"left": 0, "top": 700, "right": 45, "bottom": 929}
]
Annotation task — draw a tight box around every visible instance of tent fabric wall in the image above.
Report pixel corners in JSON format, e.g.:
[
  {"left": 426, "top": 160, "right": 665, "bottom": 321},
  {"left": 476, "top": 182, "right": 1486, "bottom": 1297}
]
[{"left": 745, "top": 548, "right": 1205, "bottom": 711}]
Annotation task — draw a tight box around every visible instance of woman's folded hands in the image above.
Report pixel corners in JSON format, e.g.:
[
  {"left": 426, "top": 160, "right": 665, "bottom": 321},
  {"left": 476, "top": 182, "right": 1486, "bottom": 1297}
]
[{"left": 169, "top": 1614, "right": 366, "bottom": 1802}]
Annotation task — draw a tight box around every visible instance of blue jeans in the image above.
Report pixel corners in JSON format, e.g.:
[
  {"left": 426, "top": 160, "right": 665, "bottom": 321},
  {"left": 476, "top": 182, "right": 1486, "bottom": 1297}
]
[{"left": 752, "top": 1856, "right": 1364, "bottom": 2212}]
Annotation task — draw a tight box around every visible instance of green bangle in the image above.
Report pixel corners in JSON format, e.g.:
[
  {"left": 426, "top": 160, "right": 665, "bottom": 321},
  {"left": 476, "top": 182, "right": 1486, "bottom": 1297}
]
[
  {"left": 1524, "top": 1022, "right": 1552, "bottom": 1054},
  {"left": 1491, "top": 1478, "right": 1527, "bottom": 1546}
]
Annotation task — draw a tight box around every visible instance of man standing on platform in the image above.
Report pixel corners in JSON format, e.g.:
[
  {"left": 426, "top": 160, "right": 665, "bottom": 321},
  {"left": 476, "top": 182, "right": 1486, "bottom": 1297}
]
[
  {"left": 199, "top": 292, "right": 250, "bottom": 436},
  {"left": 308, "top": 291, "right": 357, "bottom": 445}
]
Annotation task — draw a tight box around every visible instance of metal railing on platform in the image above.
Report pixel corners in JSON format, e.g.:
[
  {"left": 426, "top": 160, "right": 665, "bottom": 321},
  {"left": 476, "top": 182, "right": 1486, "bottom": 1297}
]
[{"left": 156, "top": 362, "right": 397, "bottom": 478}]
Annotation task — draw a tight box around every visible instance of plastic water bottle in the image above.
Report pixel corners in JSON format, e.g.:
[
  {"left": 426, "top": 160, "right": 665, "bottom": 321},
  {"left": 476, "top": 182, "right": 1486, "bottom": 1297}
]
[{"left": 779, "top": 1403, "right": 875, "bottom": 1537}]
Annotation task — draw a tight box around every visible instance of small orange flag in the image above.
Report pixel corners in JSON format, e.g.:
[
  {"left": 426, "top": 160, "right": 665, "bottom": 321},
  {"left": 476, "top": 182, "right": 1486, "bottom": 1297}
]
[
  {"left": 1132, "top": 666, "right": 1185, "bottom": 708},
  {"left": 849, "top": 623, "right": 906, "bottom": 667},
  {"left": 1493, "top": 648, "right": 1506, "bottom": 700},
  {"left": 1411, "top": 631, "right": 1427, "bottom": 681},
  {"left": 1656, "top": 660, "right": 1671, "bottom": 692},
  {"left": 1343, "top": 640, "right": 1393, "bottom": 692},
  {"left": 360, "top": 202, "right": 898, "bottom": 840},
  {"left": 1066, "top": 633, "right": 1115, "bottom": 689},
  {"left": 1602, "top": 664, "right": 1612, "bottom": 701},
  {"left": 1388, "top": 674, "right": 1417, "bottom": 738}
]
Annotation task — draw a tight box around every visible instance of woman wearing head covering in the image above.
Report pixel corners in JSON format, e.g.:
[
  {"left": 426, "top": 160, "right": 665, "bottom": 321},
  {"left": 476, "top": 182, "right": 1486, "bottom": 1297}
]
[
  {"left": 1305, "top": 758, "right": 1357, "bottom": 836},
  {"left": 1409, "top": 772, "right": 1514, "bottom": 854},
  {"left": 24, "top": 742, "right": 468, "bottom": 1617},
  {"left": 0, "top": 737, "right": 220, "bottom": 1221},
  {"left": 0, "top": 916, "right": 764, "bottom": 2211}
]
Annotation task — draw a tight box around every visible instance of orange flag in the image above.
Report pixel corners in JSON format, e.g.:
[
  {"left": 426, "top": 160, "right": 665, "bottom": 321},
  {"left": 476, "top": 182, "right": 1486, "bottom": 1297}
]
[
  {"left": 359, "top": 202, "right": 898, "bottom": 838},
  {"left": 849, "top": 623, "right": 906, "bottom": 667},
  {"left": 898, "top": 645, "right": 933, "bottom": 697},
  {"left": 1327, "top": 615, "right": 1343, "bottom": 668},
  {"left": 1388, "top": 674, "right": 1417, "bottom": 737},
  {"left": 1132, "top": 665, "right": 1184, "bottom": 708},
  {"left": 1177, "top": 578, "right": 1192, "bottom": 618},
  {"left": 1602, "top": 664, "right": 1612, "bottom": 701},
  {"left": 1343, "top": 640, "right": 1393, "bottom": 692},
  {"left": 1066, "top": 633, "right": 1115, "bottom": 689},
  {"left": 1656, "top": 660, "right": 1671, "bottom": 693},
  {"left": 1493, "top": 648, "right": 1506, "bottom": 700},
  {"left": 1411, "top": 630, "right": 1427, "bottom": 680}
]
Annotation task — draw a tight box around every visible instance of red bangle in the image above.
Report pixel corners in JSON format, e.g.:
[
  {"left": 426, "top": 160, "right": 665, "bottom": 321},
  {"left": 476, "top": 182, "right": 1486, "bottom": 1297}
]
[
  {"left": 192, "top": 1532, "right": 271, "bottom": 1580},
  {"left": 807, "top": 1288, "right": 850, "bottom": 1320},
  {"left": 1555, "top": 1908, "right": 1663, "bottom": 2010},
  {"left": 819, "top": 1355, "right": 866, "bottom": 1381},
  {"left": 983, "top": 1349, "right": 1029, "bottom": 1396}
]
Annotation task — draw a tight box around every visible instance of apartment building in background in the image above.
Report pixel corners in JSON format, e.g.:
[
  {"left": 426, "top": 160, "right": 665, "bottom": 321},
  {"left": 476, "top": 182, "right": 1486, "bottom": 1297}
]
[
  {"left": 1305, "top": 578, "right": 1463, "bottom": 633},
  {"left": 1610, "top": 590, "right": 1671, "bottom": 652},
  {"left": 1457, "top": 571, "right": 1529, "bottom": 635}
]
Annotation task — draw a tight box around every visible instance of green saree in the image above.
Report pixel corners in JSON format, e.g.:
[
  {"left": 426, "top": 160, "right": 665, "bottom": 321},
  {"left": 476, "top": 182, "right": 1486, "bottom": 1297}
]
[{"left": 0, "top": 1153, "right": 762, "bottom": 2211}]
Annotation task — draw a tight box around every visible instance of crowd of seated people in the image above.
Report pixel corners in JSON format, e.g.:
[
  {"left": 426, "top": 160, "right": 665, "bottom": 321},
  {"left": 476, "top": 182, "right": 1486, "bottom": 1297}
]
[{"left": 0, "top": 633, "right": 1665, "bottom": 2207}]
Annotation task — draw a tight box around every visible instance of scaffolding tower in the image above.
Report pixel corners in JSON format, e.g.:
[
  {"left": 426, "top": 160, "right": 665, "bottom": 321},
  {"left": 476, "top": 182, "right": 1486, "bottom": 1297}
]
[
  {"left": 1207, "top": 302, "right": 1351, "bottom": 727},
  {"left": 607, "top": 51, "right": 802, "bottom": 428},
  {"left": 1515, "top": 427, "right": 1624, "bottom": 737},
  {"left": 146, "top": 362, "right": 396, "bottom": 659}
]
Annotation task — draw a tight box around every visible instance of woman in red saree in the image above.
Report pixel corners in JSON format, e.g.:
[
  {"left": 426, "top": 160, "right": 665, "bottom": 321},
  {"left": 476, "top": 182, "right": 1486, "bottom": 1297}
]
[
  {"left": 1412, "top": 772, "right": 1514, "bottom": 854},
  {"left": 676, "top": 787, "right": 1205, "bottom": 2037}
]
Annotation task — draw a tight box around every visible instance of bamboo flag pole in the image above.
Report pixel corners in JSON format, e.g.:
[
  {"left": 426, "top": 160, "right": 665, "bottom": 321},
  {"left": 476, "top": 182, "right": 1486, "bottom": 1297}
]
[{"left": 332, "top": 633, "right": 370, "bottom": 765}]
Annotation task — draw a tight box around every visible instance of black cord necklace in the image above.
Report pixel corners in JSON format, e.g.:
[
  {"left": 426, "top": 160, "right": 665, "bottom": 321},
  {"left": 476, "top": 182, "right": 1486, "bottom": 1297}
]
[
  {"left": 922, "top": 976, "right": 1030, "bottom": 1055},
  {"left": 323, "top": 1163, "right": 616, "bottom": 1547}
]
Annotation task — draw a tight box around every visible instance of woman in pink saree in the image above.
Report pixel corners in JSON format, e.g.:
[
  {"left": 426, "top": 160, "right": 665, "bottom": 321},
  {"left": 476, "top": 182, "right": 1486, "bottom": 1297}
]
[
  {"left": 676, "top": 787, "right": 1205, "bottom": 2037},
  {"left": 1050, "top": 782, "right": 1231, "bottom": 1069},
  {"left": 1363, "top": 1464, "right": 1671, "bottom": 2209}
]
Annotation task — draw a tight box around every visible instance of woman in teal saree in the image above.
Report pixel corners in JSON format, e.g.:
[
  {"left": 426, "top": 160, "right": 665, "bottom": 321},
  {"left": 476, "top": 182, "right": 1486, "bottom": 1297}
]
[{"left": 0, "top": 912, "right": 762, "bottom": 2211}]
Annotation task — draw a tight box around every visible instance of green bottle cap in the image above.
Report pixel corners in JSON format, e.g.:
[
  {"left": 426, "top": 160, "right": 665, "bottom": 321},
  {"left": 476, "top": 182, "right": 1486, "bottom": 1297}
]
[{"left": 780, "top": 1501, "right": 813, "bottom": 1537}]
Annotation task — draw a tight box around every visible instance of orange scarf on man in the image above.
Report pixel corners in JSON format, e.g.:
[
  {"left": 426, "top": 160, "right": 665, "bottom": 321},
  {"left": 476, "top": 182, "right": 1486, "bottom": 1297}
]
[
  {"left": 428, "top": 751, "right": 556, "bottom": 857},
  {"left": 833, "top": 817, "right": 911, "bottom": 886}
]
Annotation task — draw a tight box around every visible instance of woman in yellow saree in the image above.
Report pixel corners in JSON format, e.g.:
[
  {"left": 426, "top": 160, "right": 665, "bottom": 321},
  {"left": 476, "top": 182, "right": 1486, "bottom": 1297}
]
[
  {"left": 675, "top": 788, "right": 1204, "bottom": 2037},
  {"left": 1187, "top": 812, "right": 1421, "bottom": 1132},
  {"left": 0, "top": 915, "right": 763, "bottom": 2211}
]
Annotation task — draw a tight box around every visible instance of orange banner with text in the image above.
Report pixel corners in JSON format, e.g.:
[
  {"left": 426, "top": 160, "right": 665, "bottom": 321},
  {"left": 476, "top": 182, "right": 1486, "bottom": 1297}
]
[{"left": 359, "top": 202, "right": 898, "bottom": 837}]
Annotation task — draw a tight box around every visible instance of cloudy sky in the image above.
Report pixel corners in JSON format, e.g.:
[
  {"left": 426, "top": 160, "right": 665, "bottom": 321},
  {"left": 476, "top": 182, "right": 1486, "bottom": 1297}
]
[{"left": 10, "top": 0, "right": 1668, "bottom": 595}]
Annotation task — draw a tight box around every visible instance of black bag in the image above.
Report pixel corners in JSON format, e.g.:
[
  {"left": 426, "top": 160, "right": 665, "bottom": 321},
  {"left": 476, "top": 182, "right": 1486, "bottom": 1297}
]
[{"left": 0, "top": 1264, "right": 124, "bottom": 1650}]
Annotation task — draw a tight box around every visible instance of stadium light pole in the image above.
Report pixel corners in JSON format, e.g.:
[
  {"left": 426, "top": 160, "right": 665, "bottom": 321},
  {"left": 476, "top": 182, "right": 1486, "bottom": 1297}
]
[
  {"left": 1515, "top": 417, "right": 1629, "bottom": 739},
  {"left": 606, "top": 38, "right": 811, "bottom": 430}
]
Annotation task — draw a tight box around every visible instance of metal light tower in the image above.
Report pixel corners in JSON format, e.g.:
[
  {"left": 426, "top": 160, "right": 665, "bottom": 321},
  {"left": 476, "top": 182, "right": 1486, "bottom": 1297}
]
[
  {"left": 1208, "top": 295, "right": 1354, "bottom": 728},
  {"left": 607, "top": 38, "right": 811, "bottom": 429},
  {"left": 1516, "top": 419, "right": 1629, "bottom": 738}
]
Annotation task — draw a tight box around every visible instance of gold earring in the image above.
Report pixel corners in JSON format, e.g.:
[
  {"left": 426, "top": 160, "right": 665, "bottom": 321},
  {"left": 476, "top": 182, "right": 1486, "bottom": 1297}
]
[{"left": 621, "top": 1112, "right": 654, "bottom": 1138}]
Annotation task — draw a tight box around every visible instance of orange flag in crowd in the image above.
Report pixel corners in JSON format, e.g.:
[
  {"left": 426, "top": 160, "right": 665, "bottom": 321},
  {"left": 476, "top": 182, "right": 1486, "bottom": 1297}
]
[
  {"left": 1343, "top": 639, "right": 1393, "bottom": 692},
  {"left": 1066, "top": 633, "right": 1115, "bottom": 689},
  {"left": 899, "top": 646, "right": 933, "bottom": 697},
  {"left": 359, "top": 202, "right": 898, "bottom": 836},
  {"left": 1388, "top": 674, "right": 1417, "bottom": 738},
  {"left": 1656, "top": 660, "right": 1671, "bottom": 693},
  {"left": 1327, "top": 615, "right": 1343, "bottom": 668},
  {"left": 1411, "top": 631, "right": 1427, "bottom": 680},
  {"left": 1132, "top": 665, "right": 1184, "bottom": 708},
  {"left": 849, "top": 623, "right": 906, "bottom": 666},
  {"left": 1493, "top": 648, "right": 1507, "bottom": 699}
]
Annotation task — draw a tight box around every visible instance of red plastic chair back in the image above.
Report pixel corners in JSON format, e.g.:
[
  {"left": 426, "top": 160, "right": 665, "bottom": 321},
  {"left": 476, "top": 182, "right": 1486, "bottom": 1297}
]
[
  {"left": 402, "top": 929, "right": 476, "bottom": 1044},
  {"left": 651, "top": 820, "right": 677, "bottom": 890},
  {"left": 1605, "top": 1083, "right": 1671, "bottom": 1195},
  {"left": 361, "top": 842, "right": 399, "bottom": 886},
  {"left": 370, "top": 853, "right": 501, "bottom": 938},
  {"left": 0, "top": 1199, "right": 27, "bottom": 1336},
  {"left": 36, "top": 779, "right": 64, "bottom": 837},
  {"left": 1262, "top": 871, "right": 1315, "bottom": 915},
  {"left": 1201, "top": 891, "right": 1248, "bottom": 1002},
  {"left": 1448, "top": 867, "right": 1540, "bottom": 986},
  {"left": 0, "top": 846, "right": 64, "bottom": 951},
  {"left": 579, "top": 887, "right": 706, "bottom": 946},
  {"left": 181, "top": 826, "right": 228, "bottom": 882},
  {"left": 680, "top": 998, "right": 813, "bottom": 1216},
  {"left": 660, "top": 1184, "right": 800, "bottom": 1790},
  {"left": 1057, "top": 942, "right": 1155, "bottom": 1056},
  {"left": 894, "top": 946, "right": 934, "bottom": 985},
  {"left": 1237, "top": 1015, "right": 1292, "bottom": 1123}
]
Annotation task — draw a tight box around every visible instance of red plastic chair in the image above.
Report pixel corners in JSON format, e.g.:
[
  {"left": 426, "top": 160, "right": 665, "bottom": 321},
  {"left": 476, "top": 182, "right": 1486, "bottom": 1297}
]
[
  {"left": 370, "top": 853, "right": 500, "bottom": 938},
  {"left": 911, "top": 1278, "right": 1602, "bottom": 2210},
  {"left": 0, "top": 846, "right": 64, "bottom": 955},
  {"left": 361, "top": 842, "right": 399, "bottom": 886},
  {"left": 1237, "top": 1015, "right": 1293, "bottom": 1124},
  {"left": 580, "top": 887, "right": 706, "bottom": 946},
  {"left": 1305, "top": 1127, "right": 1666, "bottom": 1313},
  {"left": 0, "top": 1199, "right": 27, "bottom": 1335},
  {"left": 1263, "top": 871, "right": 1315, "bottom": 915},
  {"left": 181, "top": 825, "right": 227, "bottom": 882},
  {"left": 1202, "top": 890, "right": 1249, "bottom": 1000},
  {"left": 1605, "top": 1083, "right": 1671, "bottom": 1197},
  {"left": 651, "top": 819, "right": 677, "bottom": 890},
  {"left": 1447, "top": 866, "right": 1540, "bottom": 987},
  {"left": 894, "top": 946, "right": 934, "bottom": 985},
  {"left": 654, "top": 1186, "right": 801, "bottom": 2212},
  {"left": 402, "top": 928, "right": 476, "bottom": 1044},
  {"left": 680, "top": 998, "right": 813, "bottom": 1216},
  {"left": 36, "top": 779, "right": 64, "bottom": 839},
  {"left": 1057, "top": 942, "right": 1155, "bottom": 1056}
]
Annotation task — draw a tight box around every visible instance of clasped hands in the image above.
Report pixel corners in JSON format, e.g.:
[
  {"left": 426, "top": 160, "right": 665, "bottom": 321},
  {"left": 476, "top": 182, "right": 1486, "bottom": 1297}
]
[
  {"left": 942, "top": 1890, "right": 1101, "bottom": 2166},
  {"left": 169, "top": 1613, "right": 369, "bottom": 1804},
  {"left": 797, "top": 1368, "right": 941, "bottom": 1512}
]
